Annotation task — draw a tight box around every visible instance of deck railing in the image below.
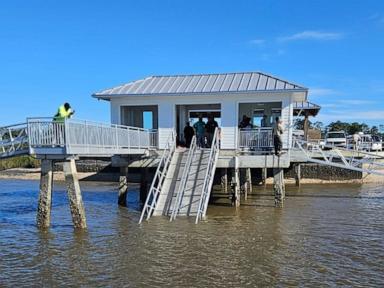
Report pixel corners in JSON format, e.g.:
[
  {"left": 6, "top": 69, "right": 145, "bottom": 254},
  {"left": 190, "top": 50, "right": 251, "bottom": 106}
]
[
  {"left": 27, "top": 118, "right": 158, "bottom": 155},
  {"left": 238, "top": 128, "right": 273, "bottom": 150}
]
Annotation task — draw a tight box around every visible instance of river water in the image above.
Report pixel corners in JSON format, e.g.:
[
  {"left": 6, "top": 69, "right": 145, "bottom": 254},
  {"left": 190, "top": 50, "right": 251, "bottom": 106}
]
[{"left": 0, "top": 179, "right": 383, "bottom": 287}]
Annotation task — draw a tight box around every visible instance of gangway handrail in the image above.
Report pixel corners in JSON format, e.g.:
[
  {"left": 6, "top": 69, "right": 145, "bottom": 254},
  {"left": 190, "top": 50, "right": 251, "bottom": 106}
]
[
  {"left": 139, "top": 130, "right": 176, "bottom": 223},
  {"left": 195, "top": 128, "right": 220, "bottom": 224},
  {"left": 0, "top": 122, "right": 29, "bottom": 159},
  {"left": 293, "top": 138, "right": 384, "bottom": 176},
  {"left": 296, "top": 138, "right": 384, "bottom": 159},
  {"left": 170, "top": 136, "right": 197, "bottom": 221}
]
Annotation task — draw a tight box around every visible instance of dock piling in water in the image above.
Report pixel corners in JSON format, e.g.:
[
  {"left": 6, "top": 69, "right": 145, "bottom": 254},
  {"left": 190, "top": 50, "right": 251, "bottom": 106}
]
[
  {"left": 273, "top": 168, "right": 285, "bottom": 207},
  {"left": 118, "top": 166, "right": 129, "bottom": 206},
  {"left": 63, "top": 159, "right": 87, "bottom": 229},
  {"left": 36, "top": 159, "right": 54, "bottom": 228}
]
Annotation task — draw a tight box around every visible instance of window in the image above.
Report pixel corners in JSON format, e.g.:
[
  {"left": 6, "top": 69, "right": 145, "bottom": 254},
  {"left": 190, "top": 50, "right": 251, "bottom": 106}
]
[
  {"left": 252, "top": 109, "right": 264, "bottom": 127},
  {"left": 271, "top": 109, "right": 281, "bottom": 124},
  {"left": 143, "top": 111, "right": 153, "bottom": 129}
]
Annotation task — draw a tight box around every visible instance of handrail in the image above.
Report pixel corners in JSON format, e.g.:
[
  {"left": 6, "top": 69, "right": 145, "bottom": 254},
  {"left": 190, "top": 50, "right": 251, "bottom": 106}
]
[
  {"left": 170, "top": 136, "right": 197, "bottom": 221},
  {"left": 293, "top": 138, "right": 384, "bottom": 176},
  {"left": 139, "top": 130, "right": 176, "bottom": 223},
  {"left": 195, "top": 128, "right": 220, "bottom": 224},
  {"left": 0, "top": 122, "right": 29, "bottom": 158},
  {"left": 27, "top": 118, "right": 158, "bottom": 154}
]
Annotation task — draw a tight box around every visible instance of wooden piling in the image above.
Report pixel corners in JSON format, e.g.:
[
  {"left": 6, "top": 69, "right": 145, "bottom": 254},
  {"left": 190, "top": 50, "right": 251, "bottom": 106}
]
[
  {"left": 294, "top": 164, "right": 301, "bottom": 187},
  {"left": 221, "top": 168, "right": 228, "bottom": 194},
  {"left": 63, "top": 159, "right": 87, "bottom": 229},
  {"left": 118, "top": 166, "right": 129, "bottom": 206},
  {"left": 140, "top": 168, "right": 149, "bottom": 204},
  {"left": 273, "top": 168, "right": 285, "bottom": 207},
  {"left": 36, "top": 159, "right": 54, "bottom": 228},
  {"left": 246, "top": 168, "right": 252, "bottom": 195},
  {"left": 261, "top": 167, "right": 267, "bottom": 187},
  {"left": 234, "top": 157, "right": 240, "bottom": 207}
]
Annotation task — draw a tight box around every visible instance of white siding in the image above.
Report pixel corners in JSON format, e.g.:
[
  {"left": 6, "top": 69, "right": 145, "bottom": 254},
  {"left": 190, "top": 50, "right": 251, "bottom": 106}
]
[
  {"left": 158, "top": 102, "right": 175, "bottom": 149},
  {"left": 221, "top": 100, "right": 237, "bottom": 149},
  {"left": 110, "top": 101, "right": 120, "bottom": 124},
  {"left": 281, "top": 97, "right": 293, "bottom": 148}
]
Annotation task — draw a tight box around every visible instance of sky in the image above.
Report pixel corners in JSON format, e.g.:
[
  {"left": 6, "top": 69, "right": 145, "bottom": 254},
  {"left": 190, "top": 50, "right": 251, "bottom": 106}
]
[{"left": 1, "top": 0, "right": 384, "bottom": 128}]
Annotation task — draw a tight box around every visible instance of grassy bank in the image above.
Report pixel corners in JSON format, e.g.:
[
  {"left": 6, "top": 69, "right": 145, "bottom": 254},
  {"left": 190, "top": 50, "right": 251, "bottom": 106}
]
[{"left": 0, "top": 156, "right": 40, "bottom": 171}]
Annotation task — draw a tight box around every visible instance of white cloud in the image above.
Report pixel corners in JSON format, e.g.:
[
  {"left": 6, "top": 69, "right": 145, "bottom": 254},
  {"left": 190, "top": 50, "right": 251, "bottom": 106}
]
[
  {"left": 278, "top": 30, "right": 343, "bottom": 42},
  {"left": 309, "top": 88, "right": 341, "bottom": 97},
  {"left": 337, "top": 99, "right": 376, "bottom": 105},
  {"left": 249, "top": 39, "right": 265, "bottom": 46},
  {"left": 317, "top": 110, "right": 384, "bottom": 122}
]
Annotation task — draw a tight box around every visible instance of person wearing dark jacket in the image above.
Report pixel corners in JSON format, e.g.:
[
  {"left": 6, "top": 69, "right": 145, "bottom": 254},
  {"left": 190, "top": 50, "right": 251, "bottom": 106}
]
[
  {"left": 206, "top": 115, "right": 219, "bottom": 148},
  {"left": 183, "top": 122, "right": 195, "bottom": 148}
]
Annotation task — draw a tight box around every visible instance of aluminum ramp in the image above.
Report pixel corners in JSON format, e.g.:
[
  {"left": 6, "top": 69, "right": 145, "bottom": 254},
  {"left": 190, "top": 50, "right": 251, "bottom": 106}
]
[
  {"left": 0, "top": 123, "right": 29, "bottom": 159},
  {"left": 293, "top": 139, "right": 384, "bottom": 176}
]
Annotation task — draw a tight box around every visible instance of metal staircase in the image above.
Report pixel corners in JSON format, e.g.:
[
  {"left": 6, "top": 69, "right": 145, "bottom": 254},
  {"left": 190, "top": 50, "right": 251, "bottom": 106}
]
[
  {"left": 196, "top": 128, "right": 220, "bottom": 223},
  {"left": 170, "top": 136, "right": 197, "bottom": 221},
  {"left": 139, "top": 130, "right": 176, "bottom": 223},
  {"left": 293, "top": 139, "right": 384, "bottom": 176},
  {"left": 0, "top": 123, "right": 29, "bottom": 159}
]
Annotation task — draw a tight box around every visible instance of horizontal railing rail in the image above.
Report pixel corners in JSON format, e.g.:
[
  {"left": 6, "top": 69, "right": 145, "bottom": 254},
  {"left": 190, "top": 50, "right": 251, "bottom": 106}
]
[{"left": 27, "top": 118, "right": 158, "bottom": 155}]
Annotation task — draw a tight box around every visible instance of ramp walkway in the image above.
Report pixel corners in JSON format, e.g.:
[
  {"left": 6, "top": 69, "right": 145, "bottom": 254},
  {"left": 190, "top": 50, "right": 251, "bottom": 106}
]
[
  {"left": 293, "top": 139, "right": 384, "bottom": 176},
  {"left": 0, "top": 118, "right": 157, "bottom": 159},
  {"left": 140, "top": 129, "right": 220, "bottom": 223}
]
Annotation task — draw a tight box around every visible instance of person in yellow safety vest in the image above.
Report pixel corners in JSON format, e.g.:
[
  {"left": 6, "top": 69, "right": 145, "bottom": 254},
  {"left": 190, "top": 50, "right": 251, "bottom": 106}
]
[{"left": 53, "top": 102, "right": 75, "bottom": 122}]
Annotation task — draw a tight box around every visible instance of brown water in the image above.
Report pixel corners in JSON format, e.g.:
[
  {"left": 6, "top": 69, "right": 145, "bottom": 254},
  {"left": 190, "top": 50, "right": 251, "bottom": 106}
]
[{"left": 0, "top": 179, "right": 383, "bottom": 287}]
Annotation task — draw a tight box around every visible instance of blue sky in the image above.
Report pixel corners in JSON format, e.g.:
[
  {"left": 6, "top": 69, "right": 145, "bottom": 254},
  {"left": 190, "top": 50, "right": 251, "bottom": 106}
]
[{"left": 1, "top": 0, "right": 384, "bottom": 127}]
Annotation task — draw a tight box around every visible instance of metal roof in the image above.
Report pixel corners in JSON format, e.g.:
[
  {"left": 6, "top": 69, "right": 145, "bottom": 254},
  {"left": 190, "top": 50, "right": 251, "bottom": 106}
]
[
  {"left": 293, "top": 101, "right": 321, "bottom": 117},
  {"left": 93, "top": 72, "right": 307, "bottom": 98}
]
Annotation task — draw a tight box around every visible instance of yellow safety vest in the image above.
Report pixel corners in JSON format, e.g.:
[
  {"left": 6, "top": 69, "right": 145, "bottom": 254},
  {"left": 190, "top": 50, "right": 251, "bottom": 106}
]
[{"left": 53, "top": 105, "right": 73, "bottom": 122}]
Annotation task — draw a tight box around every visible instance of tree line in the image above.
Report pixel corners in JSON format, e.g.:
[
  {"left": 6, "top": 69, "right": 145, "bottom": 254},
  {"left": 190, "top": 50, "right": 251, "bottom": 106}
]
[{"left": 294, "top": 119, "right": 382, "bottom": 136}]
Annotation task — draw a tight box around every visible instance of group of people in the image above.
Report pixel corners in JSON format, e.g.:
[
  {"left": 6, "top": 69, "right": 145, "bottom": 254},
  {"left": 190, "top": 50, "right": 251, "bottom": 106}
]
[
  {"left": 239, "top": 114, "right": 284, "bottom": 156},
  {"left": 183, "top": 115, "right": 219, "bottom": 148}
]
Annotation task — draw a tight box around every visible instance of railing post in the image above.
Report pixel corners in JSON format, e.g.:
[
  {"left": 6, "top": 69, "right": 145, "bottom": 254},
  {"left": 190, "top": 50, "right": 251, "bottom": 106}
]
[
  {"left": 115, "top": 125, "right": 119, "bottom": 154},
  {"left": 138, "top": 129, "right": 141, "bottom": 150}
]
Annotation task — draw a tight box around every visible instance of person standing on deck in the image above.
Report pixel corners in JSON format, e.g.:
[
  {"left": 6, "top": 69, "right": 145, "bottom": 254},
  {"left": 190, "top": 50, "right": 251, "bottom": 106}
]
[
  {"left": 206, "top": 115, "right": 219, "bottom": 148},
  {"left": 53, "top": 103, "right": 75, "bottom": 122},
  {"left": 261, "top": 114, "right": 268, "bottom": 127},
  {"left": 273, "top": 117, "right": 283, "bottom": 155},
  {"left": 193, "top": 115, "right": 206, "bottom": 148},
  {"left": 183, "top": 122, "right": 195, "bottom": 148}
]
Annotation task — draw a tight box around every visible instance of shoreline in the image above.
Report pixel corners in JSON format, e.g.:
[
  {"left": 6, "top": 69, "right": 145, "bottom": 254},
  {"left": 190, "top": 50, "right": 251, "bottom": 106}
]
[{"left": 1, "top": 168, "right": 382, "bottom": 184}]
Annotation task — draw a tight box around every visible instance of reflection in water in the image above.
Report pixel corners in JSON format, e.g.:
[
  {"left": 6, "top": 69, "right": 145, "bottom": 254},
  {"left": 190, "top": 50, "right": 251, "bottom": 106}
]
[{"left": 0, "top": 180, "right": 383, "bottom": 287}]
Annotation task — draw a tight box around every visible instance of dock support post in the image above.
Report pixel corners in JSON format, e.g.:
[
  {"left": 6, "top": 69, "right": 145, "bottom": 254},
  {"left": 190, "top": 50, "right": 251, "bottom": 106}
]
[
  {"left": 273, "top": 168, "right": 285, "bottom": 207},
  {"left": 63, "top": 159, "right": 87, "bottom": 229},
  {"left": 234, "top": 157, "right": 240, "bottom": 207},
  {"left": 246, "top": 168, "right": 252, "bottom": 197},
  {"left": 118, "top": 166, "right": 129, "bottom": 206},
  {"left": 261, "top": 167, "right": 267, "bottom": 187},
  {"left": 221, "top": 168, "right": 228, "bottom": 194},
  {"left": 140, "top": 168, "right": 149, "bottom": 204},
  {"left": 36, "top": 159, "right": 54, "bottom": 228},
  {"left": 294, "top": 164, "right": 301, "bottom": 187}
]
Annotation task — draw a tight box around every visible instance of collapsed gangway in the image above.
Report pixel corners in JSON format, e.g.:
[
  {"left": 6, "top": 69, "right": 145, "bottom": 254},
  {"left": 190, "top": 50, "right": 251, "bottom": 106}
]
[
  {"left": 293, "top": 139, "right": 384, "bottom": 176},
  {"left": 0, "top": 117, "right": 157, "bottom": 159},
  {"left": 139, "top": 128, "right": 220, "bottom": 224}
]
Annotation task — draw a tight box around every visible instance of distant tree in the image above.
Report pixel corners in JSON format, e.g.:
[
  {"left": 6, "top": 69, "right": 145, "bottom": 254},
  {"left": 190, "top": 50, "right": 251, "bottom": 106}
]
[
  {"left": 370, "top": 126, "right": 379, "bottom": 135},
  {"left": 312, "top": 121, "right": 324, "bottom": 130},
  {"left": 327, "top": 121, "right": 350, "bottom": 132}
]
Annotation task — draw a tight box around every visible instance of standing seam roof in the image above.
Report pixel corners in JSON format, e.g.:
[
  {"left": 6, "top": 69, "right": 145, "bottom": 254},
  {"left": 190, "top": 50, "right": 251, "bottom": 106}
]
[{"left": 93, "top": 72, "right": 307, "bottom": 97}]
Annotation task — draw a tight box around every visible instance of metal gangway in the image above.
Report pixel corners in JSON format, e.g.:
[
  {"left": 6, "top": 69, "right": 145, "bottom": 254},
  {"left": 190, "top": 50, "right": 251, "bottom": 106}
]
[
  {"left": 0, "top": 123, "right": 29, "bottom": 159},
  {"left": 0, "top": 118, "right": 158, "bottom": 159},
  {"left": 139, "top": 128, "right": 220, "bottom": 224},
  {"left": 293, "top": 138, "right": 384, "bottom": 176}
]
